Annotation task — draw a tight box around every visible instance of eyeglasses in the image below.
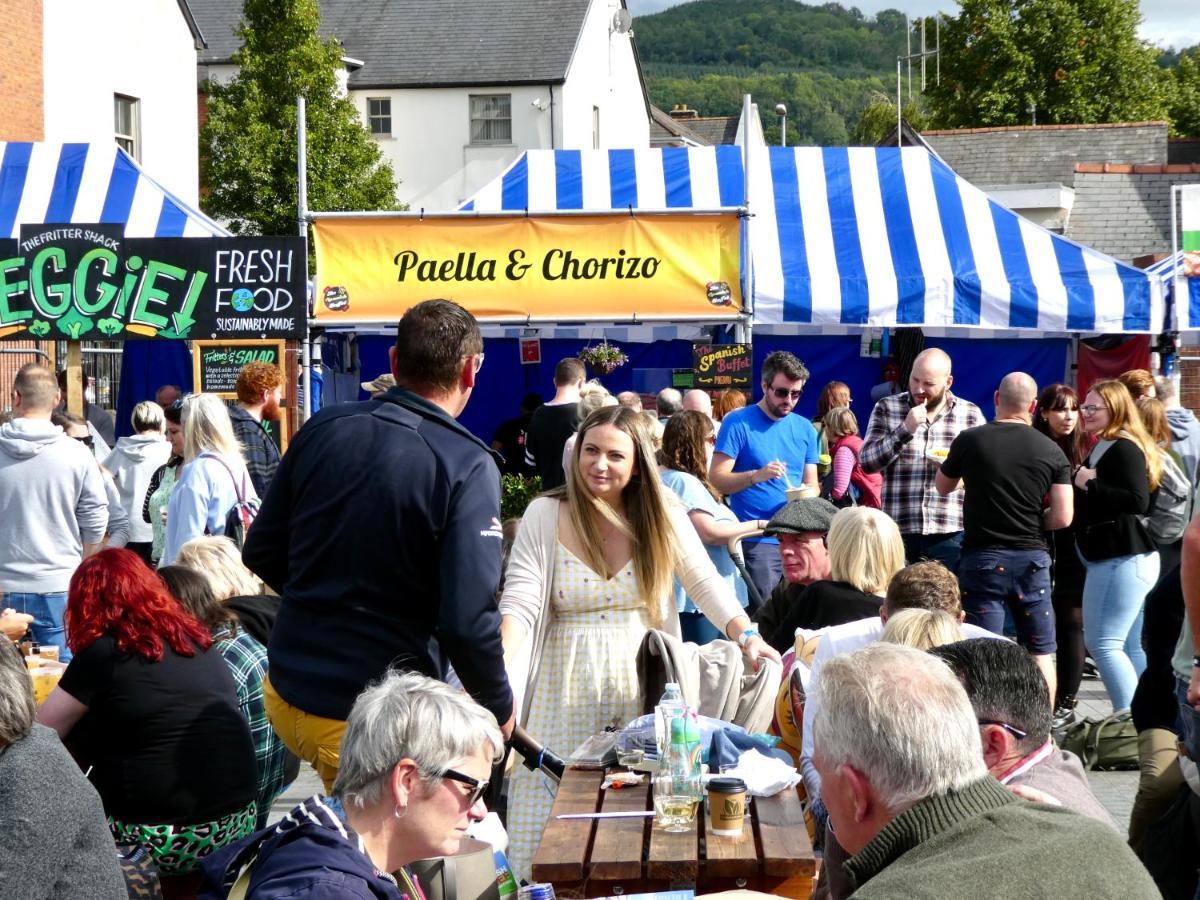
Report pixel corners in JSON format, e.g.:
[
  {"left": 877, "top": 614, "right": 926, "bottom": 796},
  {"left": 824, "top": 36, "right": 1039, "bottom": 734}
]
[
  {"left": 441, "top": 767, "right": 490, "bottom": 807},
  {"left": 472, "top": 353, "right": 485, "bottom": 374},
  {"left": 769, "top": 387, "right": 803, "bottom": 400},
  {"left": 1079, "top": 404, "right": 1107, "bottom": 416},
  {"left": 978, "top": 719, "right": 1028, "bottom": 741},
  {"left": 70, "top": 434, "right": 94, "bottom": 449}
]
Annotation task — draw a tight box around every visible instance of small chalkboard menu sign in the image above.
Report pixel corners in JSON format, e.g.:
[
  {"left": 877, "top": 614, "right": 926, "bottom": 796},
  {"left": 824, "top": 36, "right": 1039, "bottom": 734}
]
[
  {"left": 191, "top": 339, "right": 288, "bottom": 451},
  {"left": 693, "top": 342, "right": 752, "bottom": 388}
]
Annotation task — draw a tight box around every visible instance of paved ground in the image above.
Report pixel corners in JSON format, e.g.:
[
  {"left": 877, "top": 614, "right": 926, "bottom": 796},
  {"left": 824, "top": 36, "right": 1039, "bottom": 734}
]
[
  {"left": 1076, "top": 676, "right": 1139, "bottom": 830},
  {"left": 270, "top": 674, "right": 1139, "bottom": 833}
]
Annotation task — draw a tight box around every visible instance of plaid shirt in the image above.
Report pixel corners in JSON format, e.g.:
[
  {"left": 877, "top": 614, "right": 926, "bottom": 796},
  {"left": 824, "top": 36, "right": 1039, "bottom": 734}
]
[
  {"left": 229, "top": 405, "right": 280, "bottom": 499},
  {"left": 860, "top": 391, "right": 985, "bottom": 536},
  {"left": 214, "top": 627, "right": 289, "bottom": 821}
]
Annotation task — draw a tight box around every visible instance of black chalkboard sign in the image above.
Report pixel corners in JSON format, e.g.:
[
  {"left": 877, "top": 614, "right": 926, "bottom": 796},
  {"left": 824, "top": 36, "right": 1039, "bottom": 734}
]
[
  {"left": 693, "top": 342, "right": 752, "bottom": 388},
  {"left": 192, "top": 339, "right": 288, "bottom": 451},
  {"left": 194, "top": 340, "right": 284, "bottom": 394}
]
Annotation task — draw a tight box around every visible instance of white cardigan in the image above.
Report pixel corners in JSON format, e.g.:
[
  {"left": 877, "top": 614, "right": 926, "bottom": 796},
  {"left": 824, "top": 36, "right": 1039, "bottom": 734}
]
[{"left": 499, "top": 495, "right": 745, "bottom": 724}]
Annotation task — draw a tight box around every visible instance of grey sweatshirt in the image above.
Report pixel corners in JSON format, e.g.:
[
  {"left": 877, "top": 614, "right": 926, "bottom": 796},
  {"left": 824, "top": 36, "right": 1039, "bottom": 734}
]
[
  {"left": 0, "top": 724, "right": 127, "bottom": 899},
  {"left": 103, "top": 433, "right": 170, "bottom": 544},
  {"left": 0, "top": 417, "right": 108, "bottom": 593}
]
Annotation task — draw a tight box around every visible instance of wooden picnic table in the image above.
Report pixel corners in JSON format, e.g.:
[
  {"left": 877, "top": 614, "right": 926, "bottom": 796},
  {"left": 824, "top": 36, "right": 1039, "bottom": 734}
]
[{"left": 531, "top": 766, "right": 816, "bottom": 898}]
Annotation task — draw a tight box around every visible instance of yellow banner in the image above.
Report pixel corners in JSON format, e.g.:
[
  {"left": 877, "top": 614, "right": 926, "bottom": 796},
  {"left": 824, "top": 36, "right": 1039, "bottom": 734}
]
[{"left": 312, "top": 213, "right": 742, "bottom": 322}]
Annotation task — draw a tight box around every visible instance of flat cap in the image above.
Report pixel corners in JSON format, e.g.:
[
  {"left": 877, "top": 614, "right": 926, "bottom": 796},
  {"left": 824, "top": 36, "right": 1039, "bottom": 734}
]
[{"left": 763, "top": 497, "right": 839, "bottom": 536}]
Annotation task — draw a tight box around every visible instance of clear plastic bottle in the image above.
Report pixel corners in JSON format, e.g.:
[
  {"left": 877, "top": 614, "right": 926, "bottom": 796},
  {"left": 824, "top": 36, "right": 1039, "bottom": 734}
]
[{"left": 654, "top": 682, "right": 684, "bottom": 757}]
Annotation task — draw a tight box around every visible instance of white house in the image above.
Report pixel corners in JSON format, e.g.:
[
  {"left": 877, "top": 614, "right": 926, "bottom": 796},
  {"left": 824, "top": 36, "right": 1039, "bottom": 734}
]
[
  {"left": 41, "top": 0, "right": 205, "bottom": 205},
  {"left": 191, "top": 0, "right": 652, "bottom": 211}
]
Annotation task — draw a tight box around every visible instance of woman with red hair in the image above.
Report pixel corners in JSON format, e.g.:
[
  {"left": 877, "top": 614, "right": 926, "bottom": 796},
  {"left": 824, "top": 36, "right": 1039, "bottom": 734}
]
[{"left": 37, "top": 548, "right": 257, "bottom": 881}]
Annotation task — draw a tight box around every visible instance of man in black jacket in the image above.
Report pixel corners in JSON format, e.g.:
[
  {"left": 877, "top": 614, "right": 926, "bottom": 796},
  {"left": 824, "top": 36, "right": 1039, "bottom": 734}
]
[{"left": 243, "top": 299, "right": 514, "bottom": 791}]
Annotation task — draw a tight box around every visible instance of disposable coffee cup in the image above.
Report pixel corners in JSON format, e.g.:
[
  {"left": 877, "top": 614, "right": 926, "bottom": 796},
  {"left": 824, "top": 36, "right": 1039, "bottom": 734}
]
[
  {"left": 707, "top": 776, "right": 747, "bottom": 837},
  {"left": 38, "top": 645, "right": 59, "bottom": 662}
]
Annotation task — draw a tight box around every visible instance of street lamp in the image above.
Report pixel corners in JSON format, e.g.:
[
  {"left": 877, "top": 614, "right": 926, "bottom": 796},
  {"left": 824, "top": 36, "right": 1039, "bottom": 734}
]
[{"left": 775, "top": 103, "right": 787, "bottom": 147}]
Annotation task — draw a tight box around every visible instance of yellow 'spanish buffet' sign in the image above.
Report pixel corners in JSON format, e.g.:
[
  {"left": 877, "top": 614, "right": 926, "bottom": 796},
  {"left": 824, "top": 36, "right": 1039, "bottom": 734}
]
[{"left": 312, "top": 213, "right": 742, "bottom": 322}]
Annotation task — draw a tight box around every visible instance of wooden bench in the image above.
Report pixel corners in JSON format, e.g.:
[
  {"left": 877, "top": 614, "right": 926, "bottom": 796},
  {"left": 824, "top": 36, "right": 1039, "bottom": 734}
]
[{"left": 532, "top": 767, "right": 816, "bottom": 898}]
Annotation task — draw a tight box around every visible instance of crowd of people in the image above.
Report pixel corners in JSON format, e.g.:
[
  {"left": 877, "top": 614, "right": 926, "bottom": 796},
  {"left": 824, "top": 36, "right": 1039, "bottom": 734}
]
[{"left": 1, "top": 298, "right": 1199, "bottom": 899}]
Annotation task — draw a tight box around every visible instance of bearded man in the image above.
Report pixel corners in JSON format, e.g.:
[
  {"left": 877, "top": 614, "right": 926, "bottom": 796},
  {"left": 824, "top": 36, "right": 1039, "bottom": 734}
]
[
  {"left": 231, "top": 361, "right": 285, "bottom": 498},
  {"left": 860, "top": 348, "right": 984, "bottom": 572}
]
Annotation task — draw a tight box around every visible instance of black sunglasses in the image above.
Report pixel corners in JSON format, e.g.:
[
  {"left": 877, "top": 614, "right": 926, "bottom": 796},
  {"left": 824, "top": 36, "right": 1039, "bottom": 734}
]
[
  {"left": 70, "top": 434, "right": 95, "bottom": 449},
  {"left": 442, "top": 767, "right": 490, "bottom": 806},
  {"left": 770, "top": 387, "right": 803, "bottom": 400},
  {"left": 978, "top": 719, "right": 1027, "bottom": 741}
]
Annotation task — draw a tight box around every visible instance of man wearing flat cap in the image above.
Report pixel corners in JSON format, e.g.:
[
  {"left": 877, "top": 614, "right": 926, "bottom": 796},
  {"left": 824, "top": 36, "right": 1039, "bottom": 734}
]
[{"left": 751, "top": 497, "right": 881, "bottom": 652}]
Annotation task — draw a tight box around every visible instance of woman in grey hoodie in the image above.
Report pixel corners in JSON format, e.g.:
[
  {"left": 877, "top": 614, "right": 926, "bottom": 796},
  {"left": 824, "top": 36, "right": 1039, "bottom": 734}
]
[{"left": 102, "top": 401, "right": 172, "bottom": 565}]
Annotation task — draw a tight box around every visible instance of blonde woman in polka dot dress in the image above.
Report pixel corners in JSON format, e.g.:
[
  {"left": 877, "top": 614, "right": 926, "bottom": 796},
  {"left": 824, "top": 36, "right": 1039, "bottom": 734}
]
[{"left": 499, "top": 405, "right": 780, "bottom": 879}]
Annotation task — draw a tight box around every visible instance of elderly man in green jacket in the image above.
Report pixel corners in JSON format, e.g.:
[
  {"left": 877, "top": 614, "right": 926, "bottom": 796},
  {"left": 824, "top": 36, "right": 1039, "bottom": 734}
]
[{"left": 811, "top": 643, "right": 1159, "bottom": 899}]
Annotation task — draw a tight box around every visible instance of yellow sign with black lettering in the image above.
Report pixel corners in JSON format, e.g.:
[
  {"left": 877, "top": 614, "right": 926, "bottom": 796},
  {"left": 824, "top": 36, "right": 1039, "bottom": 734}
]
[{"left": 312, "top": 213, "right": 742, "bottom": 322}]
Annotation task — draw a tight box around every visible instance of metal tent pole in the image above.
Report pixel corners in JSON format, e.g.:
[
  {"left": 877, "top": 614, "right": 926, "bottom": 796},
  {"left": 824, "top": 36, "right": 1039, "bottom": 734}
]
[{"left": 297, "top": 96, "right": 311, "bottom": 424}]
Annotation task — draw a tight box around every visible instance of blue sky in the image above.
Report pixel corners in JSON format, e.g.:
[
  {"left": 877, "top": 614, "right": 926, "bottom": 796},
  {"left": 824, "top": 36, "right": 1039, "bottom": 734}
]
[{"left": 626, "top": 0, "right": 1200, "bottom": 51}]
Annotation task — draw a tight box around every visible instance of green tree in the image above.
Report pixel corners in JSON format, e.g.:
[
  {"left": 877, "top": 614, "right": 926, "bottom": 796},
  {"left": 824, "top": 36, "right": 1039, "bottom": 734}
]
[
  {"left": 850, "top": 93, "right": 929, "bottom": 144},
  {"left": 1166, "top": 51, "right": 1200, "bottom": 137},
  {"left": 925, "top": 0, "right": 1167, "bottom": 128},
  {"left": 200, "top": 0, "right": 397, "bottom": 235}
]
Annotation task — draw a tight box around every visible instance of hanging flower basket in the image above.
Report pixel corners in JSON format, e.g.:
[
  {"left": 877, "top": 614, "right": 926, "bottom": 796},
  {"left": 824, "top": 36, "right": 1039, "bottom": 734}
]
[{"left": 578, "top": 341, "right": 628, "bottom": 376}]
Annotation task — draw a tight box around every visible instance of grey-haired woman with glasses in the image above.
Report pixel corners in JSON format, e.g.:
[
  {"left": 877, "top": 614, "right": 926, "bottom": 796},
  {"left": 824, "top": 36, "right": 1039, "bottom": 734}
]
[{"left": 199, "top": 671, "right": 503, "bottom": 900}]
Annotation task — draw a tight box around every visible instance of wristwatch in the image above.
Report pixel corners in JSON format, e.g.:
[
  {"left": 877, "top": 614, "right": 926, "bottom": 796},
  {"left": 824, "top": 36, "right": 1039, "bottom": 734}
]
[{"left": 737, "top": 628, "right": 760, "bottom": 648}]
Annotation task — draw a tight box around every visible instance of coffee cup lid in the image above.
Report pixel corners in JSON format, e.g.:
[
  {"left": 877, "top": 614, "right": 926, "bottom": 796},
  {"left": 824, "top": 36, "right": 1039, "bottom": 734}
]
[{"left": 707, "top": 776, "right": 747, "bottom": 793}]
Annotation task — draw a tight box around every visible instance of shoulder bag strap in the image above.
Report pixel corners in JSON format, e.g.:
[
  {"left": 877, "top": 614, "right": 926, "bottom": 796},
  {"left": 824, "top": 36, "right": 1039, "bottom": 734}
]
[{"left": 199, "top": 451, "right": 247, "bottom": 503}]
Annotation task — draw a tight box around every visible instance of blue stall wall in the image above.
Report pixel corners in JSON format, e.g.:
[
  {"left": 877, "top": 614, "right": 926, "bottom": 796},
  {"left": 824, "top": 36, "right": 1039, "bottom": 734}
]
[
  {"left": 115, "top": 341, "right": 195, "bottom": 439},
  {"left": 355, "top": 335, "right": 699, "bottom": 446},
  {"left": 749, "top": 334, "right": 1071, "bottom": 422},
  {"left": 359, "top": 333, "right": 1068, "bottom": 446},
  {"left": 117, "top": 334, "right": 1068, "bottom": 447}
]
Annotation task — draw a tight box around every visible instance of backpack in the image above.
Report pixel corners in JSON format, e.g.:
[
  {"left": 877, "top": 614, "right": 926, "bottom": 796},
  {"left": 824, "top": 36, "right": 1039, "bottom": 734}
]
[
  {"left": 1057, "top": 710, "right": 1139, "bottom": 771},
  {"left": 201, "top": 453, "right": 260, "bottom": 549},
  {"left": 1144, "top": 449, "right": 1191, "bottom": 544}
]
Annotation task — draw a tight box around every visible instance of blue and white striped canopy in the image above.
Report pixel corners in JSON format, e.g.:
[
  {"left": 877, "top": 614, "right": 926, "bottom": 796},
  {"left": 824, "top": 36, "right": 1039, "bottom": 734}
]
[
  {"left": 460, "top": 147, "right": 1163, "bottom": 335},
  {"left": 0, "top": 142, "right": 228, "bottom": 239},
  {"left": 1147, "top": 251, "right": 1200, "bottom": 331}
]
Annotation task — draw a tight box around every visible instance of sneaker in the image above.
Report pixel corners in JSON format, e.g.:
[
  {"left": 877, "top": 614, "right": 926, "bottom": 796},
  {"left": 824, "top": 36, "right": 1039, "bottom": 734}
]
[
  {"left": 1082, "top": 658, "right": 1099, "bottom": 679},
  {"left": 1052, "top": 704, "right": 1077, "bottom": 731}
]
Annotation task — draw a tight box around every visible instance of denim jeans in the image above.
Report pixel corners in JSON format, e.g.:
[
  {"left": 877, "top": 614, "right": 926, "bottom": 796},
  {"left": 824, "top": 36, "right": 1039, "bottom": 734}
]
[
  {"left": 902, "top": 531, "right": 964, "bottom": 574},
  {"left": 960, "top": 548, "right": 1055, "bottom": 654},
  {"left": 1080, "top": 551, "right": 1158, "bottom": 712},
  {"left": 4, "top": 591, "right": 71, "bottom": 663}
]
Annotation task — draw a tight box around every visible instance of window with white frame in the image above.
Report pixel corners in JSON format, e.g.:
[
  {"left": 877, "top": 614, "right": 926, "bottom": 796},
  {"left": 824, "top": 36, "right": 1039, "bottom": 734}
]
[
  {"left": 469, "top": 94, "right": 512, "bottom": 145},
  {"left": 367, "top": 97, "right": 392, "bottom": 136},
  {"left": 114, "top": 94, "right": 140, "bottom": 160}
]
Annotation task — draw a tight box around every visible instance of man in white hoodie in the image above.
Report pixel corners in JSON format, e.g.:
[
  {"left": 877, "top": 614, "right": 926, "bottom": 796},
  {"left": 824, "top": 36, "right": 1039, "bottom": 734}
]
[{"left": 0, "top": 365, "right": 107, "bottom": 662}]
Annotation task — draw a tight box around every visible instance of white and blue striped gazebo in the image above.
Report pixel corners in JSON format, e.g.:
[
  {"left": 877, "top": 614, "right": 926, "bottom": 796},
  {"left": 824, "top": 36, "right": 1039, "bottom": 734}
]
[
  {"left": 460, "top": 146, "right": 1164, "bottom": 336},
  {"left": 0, "top": 141, "right": 228, "bottom": 238},
  {"left": 1148, "top": 251, "right": 1200, "bottom": 331}
]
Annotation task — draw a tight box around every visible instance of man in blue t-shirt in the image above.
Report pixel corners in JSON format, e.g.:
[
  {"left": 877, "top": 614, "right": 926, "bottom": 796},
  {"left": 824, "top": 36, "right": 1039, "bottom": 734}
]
[{"left": 710, "top": 350, "right": 819, "bottom": 610}]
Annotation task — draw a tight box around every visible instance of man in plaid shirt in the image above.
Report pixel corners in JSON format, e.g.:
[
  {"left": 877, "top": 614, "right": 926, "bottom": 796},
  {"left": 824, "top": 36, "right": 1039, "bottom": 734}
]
[
  {"left": 229, "top": 362, "right": 283, "bottom": 499},
  {"left": 860, "top": 348, "right": 984, "bottom": 571}
]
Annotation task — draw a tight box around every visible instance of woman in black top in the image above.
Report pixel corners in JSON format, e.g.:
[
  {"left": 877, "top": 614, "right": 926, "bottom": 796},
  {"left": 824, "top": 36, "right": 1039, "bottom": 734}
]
[
  {"left": 1034, "top": 383, "right": 1095, "bottom": 726},
  {"left": 37, "top": 549, "right": 257, "bottom": 878},
  {"left": 1074, "top": 380, "right": 1161, "bottom": 713},
  {"left": 763, "top": 507, "right": 904, "bottom": 652}
]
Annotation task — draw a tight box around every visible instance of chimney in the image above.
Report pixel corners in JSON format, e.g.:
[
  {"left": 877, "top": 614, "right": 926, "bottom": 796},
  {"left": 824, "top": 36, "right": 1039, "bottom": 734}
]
[{"left": 669, "top": 104, "right": 699, "bottom": 120}]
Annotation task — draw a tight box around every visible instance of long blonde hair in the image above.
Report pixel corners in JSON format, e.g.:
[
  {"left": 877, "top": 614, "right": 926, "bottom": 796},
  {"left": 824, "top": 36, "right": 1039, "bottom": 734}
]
[
  {"left": 1089, "top": 380, "right": 1162, "bottom": 490},
  {"left": 181, "top": 393, "right": 245, "bottom": 464},
  {"left": 565, "top": 406, "right": 677, "bottom": 627}
]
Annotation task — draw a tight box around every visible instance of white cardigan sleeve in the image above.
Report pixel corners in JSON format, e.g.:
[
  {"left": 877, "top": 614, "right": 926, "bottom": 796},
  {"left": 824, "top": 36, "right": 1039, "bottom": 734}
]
[
  {"left": 669, "top": 504, "right": 743, "bottom": 634},
  {"left": 498, "top": 496, "right": 559, "bottom": 636}
]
